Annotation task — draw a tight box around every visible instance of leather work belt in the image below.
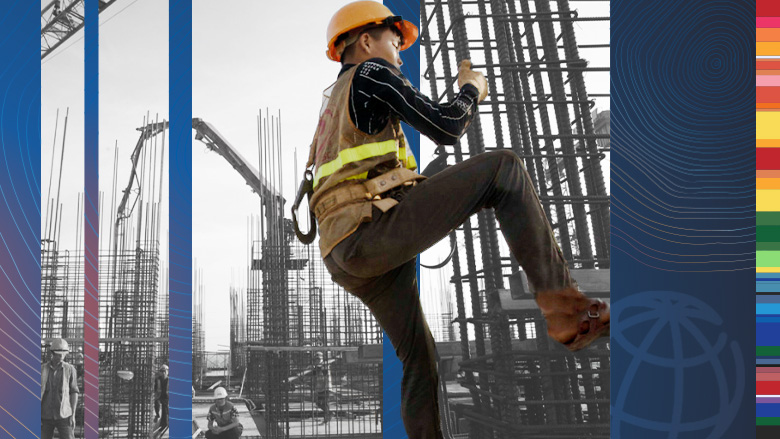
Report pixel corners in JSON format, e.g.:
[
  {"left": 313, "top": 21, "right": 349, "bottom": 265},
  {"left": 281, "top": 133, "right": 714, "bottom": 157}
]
[{"left": 313, "top": 167, "right": 425, "bottom": 220}]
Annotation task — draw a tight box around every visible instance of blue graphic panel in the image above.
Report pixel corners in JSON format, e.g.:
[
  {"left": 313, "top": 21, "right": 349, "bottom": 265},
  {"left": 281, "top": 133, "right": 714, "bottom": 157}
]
[{"left": 612, "top": 0, "right": 754, "bottom": 437}]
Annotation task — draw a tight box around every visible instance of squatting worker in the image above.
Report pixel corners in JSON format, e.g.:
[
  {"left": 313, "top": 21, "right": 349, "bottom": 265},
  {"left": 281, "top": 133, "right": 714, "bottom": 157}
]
[
  {"left": 206, "top": 387, "right": 243, "bottom": 439},
  {"left": 306, "top": 2, "right": 610, "bottom": 437},
  {"left": 41, "top": 338, "right": 79, "bottom": 439}
]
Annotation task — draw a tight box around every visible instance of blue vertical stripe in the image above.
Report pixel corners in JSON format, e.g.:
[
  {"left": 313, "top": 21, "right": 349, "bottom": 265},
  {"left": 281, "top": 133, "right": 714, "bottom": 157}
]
[
  {"left": 169, "top": 1, "right": 193, "bottom": 438},
  {"left": 0, "top": 1, "right": 40, "bottom": 438},
  {"left": 84, "top": 1, "right": 100, "bottom": 438},
  {"left": 383, "top": 1, "right": 419, "bottom": 437}
]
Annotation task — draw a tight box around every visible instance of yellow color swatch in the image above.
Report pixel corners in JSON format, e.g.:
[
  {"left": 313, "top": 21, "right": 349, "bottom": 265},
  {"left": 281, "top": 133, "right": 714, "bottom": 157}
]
[
  {"left": 758, "top": 189, "right": 780, "bottom": 211},
  {"left": 758, "top": 113, "right": 780, "bottom": 139}
]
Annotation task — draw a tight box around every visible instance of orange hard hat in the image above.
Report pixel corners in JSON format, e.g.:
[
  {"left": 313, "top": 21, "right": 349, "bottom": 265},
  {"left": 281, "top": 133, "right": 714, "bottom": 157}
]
[{"left": 326, "top": 1, "right": 419, "bottom": 62}]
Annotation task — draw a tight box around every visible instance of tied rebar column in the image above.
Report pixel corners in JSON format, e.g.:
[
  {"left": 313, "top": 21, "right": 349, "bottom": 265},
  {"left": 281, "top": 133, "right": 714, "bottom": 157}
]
[{"left": 422, "top": 0, "right": 610, "bottom": 436}]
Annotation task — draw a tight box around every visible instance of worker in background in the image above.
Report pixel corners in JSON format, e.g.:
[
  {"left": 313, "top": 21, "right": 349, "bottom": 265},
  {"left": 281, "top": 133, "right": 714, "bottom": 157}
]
[
  {"left": 206, "top": 387, "right": 243, "bottom": 439},
  {"left": 41, "top": 338, "right": 79, "bottom": 439},
  {"left": 304, "top": 2, "right": 610, "bottom": 438},
  {"left": 153, "top": 364, "right": 169, "bottom": 426},
  {"left": 311, "top": 352, "right": 333, "bottom": 424}
]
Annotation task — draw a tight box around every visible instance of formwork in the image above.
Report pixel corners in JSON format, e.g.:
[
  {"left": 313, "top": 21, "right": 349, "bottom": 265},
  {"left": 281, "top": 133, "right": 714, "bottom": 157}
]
[
  {"left": 241, "top": 112, "right": 383, "bottom": 438},
  {"left": 420, "top": 1, "right": 610, "bottom": 437}
]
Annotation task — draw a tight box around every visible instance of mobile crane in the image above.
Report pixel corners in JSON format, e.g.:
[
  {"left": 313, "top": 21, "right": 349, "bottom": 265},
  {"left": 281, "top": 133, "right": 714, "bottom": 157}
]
[{"left": 191, "top": 118, "right": 295, "bottom": 248}]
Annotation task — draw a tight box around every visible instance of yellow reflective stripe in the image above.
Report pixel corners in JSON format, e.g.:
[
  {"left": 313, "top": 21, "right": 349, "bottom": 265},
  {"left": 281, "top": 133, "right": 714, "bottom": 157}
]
[
  {"left": 398, "top": 147, "right": 417, "bottom": 170},
  {"left": 345, "top": 172, "right": 369, "bottom": 182},
  {"left": 314, "top": 140, "right": 398, "bottom": 187},
  {"left": 407, "top": 154, "right": 417, "bottom": 170}
]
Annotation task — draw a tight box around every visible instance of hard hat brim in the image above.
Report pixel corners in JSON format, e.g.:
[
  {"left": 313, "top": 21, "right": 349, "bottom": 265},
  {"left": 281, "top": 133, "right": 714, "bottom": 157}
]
[
  {"left": 327, "top": 18, "right": 419, "bottom": 62},
  {"left": 395, "top": 19, "right": 419, "bottom": 52}
]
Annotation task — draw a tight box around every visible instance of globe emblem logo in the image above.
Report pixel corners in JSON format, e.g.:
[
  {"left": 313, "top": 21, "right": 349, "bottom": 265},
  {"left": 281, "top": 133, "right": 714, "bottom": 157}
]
[{"left": 611, "top": 291, "right": 744, "bottom": 438}]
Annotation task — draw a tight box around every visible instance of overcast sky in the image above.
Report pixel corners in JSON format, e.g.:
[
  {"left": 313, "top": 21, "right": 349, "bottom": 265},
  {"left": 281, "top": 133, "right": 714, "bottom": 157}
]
[
  {"left": 41, "top": 0, "right": 84, "bottom": 249},
  {"left": 192, "top": 0, "right": 360, "bottom": 351},
  {"left": 42, "top": 0, "right": 169, "bottom": 336}
]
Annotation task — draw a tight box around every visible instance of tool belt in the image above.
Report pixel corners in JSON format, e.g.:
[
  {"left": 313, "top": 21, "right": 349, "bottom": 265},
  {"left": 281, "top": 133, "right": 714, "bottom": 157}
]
[{"left": 313, "top": 167, "right": 426, "bottom": 220}]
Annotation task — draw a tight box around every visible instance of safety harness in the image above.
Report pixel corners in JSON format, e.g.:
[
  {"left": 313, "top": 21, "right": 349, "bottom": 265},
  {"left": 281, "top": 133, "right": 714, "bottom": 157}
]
[{"left": 291, "top": 65, "right": 424, "bottom": 251}]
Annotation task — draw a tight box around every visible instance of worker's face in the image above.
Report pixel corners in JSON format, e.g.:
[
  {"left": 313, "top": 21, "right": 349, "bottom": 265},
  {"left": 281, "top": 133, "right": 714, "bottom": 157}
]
[
  {"left": 50, "top": 350, "right": 66, "bottom": 365},
  {"left": 215, "top": 397, "right": 226, "bottom": 408},
  {"left": 160, "top": 369, "right": 168, "bottom": 378},
  {"left": 367, "top": 28, "right": 403, "bottom": 69}
]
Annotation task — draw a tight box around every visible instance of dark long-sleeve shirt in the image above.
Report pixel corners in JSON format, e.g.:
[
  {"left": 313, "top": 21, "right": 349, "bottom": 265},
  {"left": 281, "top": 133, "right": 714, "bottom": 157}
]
[
  {"left": 340, "top": 58, "right": 478, "bottom": 146},
  {"left": 154, "top": 374, "right": 169, "bottom": 402}
]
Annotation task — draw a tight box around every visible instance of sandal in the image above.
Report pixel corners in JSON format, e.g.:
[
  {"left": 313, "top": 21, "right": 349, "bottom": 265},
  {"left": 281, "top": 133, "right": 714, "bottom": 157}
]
[{"left": 536, "top": 287, "right": 610, "bottom": 352}]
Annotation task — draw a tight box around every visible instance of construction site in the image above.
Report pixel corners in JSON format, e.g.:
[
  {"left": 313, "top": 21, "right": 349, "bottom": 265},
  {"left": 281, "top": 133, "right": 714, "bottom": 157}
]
[
  {"left": 43, "top": 1, "right": 171, "bottom": 437},
  {"left": 41, "top": 107, "right": 171, "bottom": 439},
  {"left": 191, "top": 113, "right": 385, "bottom": 438},
  {"left": 192, "top": 1, "right": 609, "bottom": 438},
  {"left": 416, "top": 0, "right": 610, "bottom": 437},
  {"left": 42, "top": 108, "right": 171, "bottom": 438},
  {"left": 42, "top": 0, "right": 609, "bottom": 437}
]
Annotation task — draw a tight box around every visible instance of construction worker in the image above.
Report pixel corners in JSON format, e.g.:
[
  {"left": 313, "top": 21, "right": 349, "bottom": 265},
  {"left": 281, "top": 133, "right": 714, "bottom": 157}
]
[
  {"left": 153, "top": 364, "right": 169, "bottom": 426},
  {"left": 311, "top": 352, "right": 333, "bottom": 424},
  {"left": 206, "top": 387, "right": 243, "bottom": 439},
  {"left": 302, "top": 2, "right": 611, "bottom": 438},
  {"left": 41, "top": 338, "right": 79, "bottom": 439}
]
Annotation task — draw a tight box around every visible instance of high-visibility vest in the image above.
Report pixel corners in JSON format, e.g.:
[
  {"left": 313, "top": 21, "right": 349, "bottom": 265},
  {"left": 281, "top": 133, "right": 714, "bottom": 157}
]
[
  {"left": 41, "top": 361, "right": 78, "bottom": 419},
  {"left": 308, "top": 64, "right": 419, "bottom": 256}
]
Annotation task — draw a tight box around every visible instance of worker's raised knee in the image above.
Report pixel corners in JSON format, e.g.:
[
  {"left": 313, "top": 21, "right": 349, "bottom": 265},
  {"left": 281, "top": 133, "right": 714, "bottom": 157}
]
[{"left": 483, "top": 149, "right": 522, "bottom": 166}]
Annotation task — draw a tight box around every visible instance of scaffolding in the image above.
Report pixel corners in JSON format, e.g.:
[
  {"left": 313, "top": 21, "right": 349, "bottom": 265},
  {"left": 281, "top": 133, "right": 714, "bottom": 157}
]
[
  {"left": 238, "top": 111, "right": 383, "bottom": 438},
  {"left": 243, "top": 219, "right": 383, "bottom": 439},
  {"left": 98, "top": 118, "right": 169, "bottom": 439},
  {"left": 42, "top": 111, "right": 171, "bottom": 439},
  {"left": 41, "top": 108, "right": 87, "bottom": 435},
  {"left": 420, "top": 0, "right": 610, "bottom": 437},
  {"left": 193, "top": 268, "right": 207, "bottom": 390}
]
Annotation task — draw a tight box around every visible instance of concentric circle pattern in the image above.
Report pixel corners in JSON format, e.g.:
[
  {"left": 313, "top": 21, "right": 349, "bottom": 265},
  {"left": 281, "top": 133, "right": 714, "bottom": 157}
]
[
  {"left": 612, "top": 0, "right": 754, "bottom": 436},
  {"left": 612, "top": 0, "right": 754, "bottom": 273}
]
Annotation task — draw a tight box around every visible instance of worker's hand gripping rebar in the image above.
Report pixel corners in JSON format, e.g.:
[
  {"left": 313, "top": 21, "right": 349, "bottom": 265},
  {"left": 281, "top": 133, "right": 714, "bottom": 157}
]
[{"left": 292, "top": 168, "right": 317, "bottom": 244}]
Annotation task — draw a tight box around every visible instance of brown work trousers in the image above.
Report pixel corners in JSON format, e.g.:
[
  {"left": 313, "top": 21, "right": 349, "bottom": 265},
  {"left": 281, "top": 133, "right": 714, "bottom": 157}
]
[{"left": 323, "top": 150, "right": 573, "bottom": 439}]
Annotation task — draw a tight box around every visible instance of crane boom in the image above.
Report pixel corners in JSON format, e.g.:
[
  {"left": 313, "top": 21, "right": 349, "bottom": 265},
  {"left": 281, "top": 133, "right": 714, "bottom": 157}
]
[
  {"left": 191, "top": 118, "right": 286, "bottom": 212},
  {"left": 41, "top": 0, "right": 119, "bottom": 60},
  {"left": 116, "top": 121, "right": 169, "bottom": 219}
]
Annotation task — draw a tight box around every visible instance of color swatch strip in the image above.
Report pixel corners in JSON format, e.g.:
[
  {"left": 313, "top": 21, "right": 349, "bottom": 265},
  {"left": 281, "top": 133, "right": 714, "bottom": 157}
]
[{"left": 758, "top": 0, "right": 780, "bottom": 429}]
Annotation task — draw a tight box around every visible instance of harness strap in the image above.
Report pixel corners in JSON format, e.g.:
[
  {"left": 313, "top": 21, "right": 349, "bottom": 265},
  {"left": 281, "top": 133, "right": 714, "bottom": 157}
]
[{"left": 313, "top": 167, "right": 425, "bottom": 220}]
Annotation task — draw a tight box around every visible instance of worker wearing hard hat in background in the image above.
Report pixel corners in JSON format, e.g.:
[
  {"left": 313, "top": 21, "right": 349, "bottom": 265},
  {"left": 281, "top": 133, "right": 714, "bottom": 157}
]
[
  {"left": 41, "top": 338, "right": 79, "bottom": 439},
  {"left": 311, "top": 352, "right": 333, "bottom": 424},
  {"left": 206, "top": 387, "right": 243, "bottom": 439},
  {"left": 153, "top": 364, "right": 169, "bottom": 426},
  {"left": 300, "top": 1, "right": 612, "bottom": 438}
]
